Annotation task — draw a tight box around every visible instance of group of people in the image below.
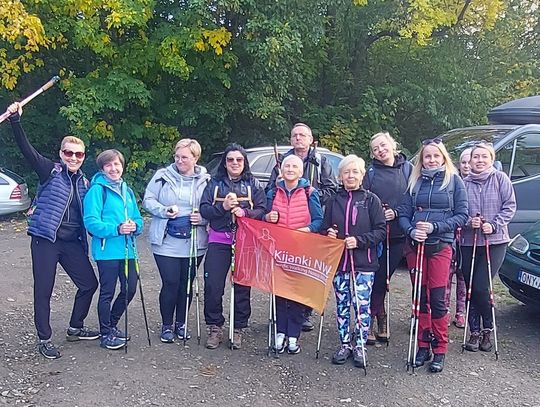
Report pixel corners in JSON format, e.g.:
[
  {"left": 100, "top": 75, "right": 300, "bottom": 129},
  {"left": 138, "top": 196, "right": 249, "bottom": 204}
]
[{"left": 6, "top": 102, "right": 516, "bottom": 375}]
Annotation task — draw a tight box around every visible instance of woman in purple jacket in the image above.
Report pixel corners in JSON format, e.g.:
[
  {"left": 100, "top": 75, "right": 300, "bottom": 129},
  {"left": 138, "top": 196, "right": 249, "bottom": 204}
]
[{"left": 461, "top": 142, "right": 516, "bottom": 353}]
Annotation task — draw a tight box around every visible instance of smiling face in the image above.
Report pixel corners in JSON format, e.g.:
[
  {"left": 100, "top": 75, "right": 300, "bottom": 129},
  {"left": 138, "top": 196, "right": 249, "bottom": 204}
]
[
  {"left": 470, "top": 147, "right": 494, "bottom": 173},
  {"left": 459, "top": 153, "right": 471, "bottom": 177},
  {"left": 341, "top": 162, "right": 364, "bottom": 191},
  {"left": 422, "top": 145, "right": 445, "bottom": 169},
  {"left": 102, "top": 157, "right": 124, "bottom": 181},
  {"left": 59, "top": 142, "right": 85, "bottom": 173},
  {"left": 225, "top": 150, "right": 245, "bottom": 178},
  {"left": 281, "top": 156, "right": 303, "bottom": 183},
  {"left": 174, "top": 146, "right": 197, "bottom": 175},
  {"left": 370, "top": 134, "right": 394, "bottom": 165}
]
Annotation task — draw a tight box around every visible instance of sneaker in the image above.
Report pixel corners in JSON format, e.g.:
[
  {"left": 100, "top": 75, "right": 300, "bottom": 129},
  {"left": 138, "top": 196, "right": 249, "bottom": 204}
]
[
  {"left": 301, "top": 316, "right": 314, "bottom": 332},
  {"left": 332, "top": 344, "right": 352, "bottom": 365},
  {"left": 479, "top": 329, "right": 493, "bottom": 352},
  {"left": 429, "top": 353, "right": 445, "bottom": 373},
  {"left": 274, "top": 333, "right": 286, "bottom": 354},
  {"left": 353, "top": 346, "right": 367, "bottom": 368},
  {"left": 414, "top": 347, "right": 432, "bottom": 367},
  {"left": 100, "top": 333, "right": 126, "bottom": 350},
  {"left": 175, "top": 323, "right": 191, "bottom": 340},
  {"left": 160, "top": 325, "right": 175, "bottom": 343},
  {"left": 454, "top": 314, "right": 466, "bottom": 329},
  {"left": 287, "top": 337, "right": 300, "bottom": 354},
  {"left": 464, "top": 332, "right": 481, "bottom": 352},
  {"left": 66, "top": 326, "right": 100, "bottom": 342},
  {"left": 366, "top": 320, "right": 376, "bottom": 345},
  {"left": 111, "top": 327, "right": 130, "bottom": 342},
  {"left": 38, "top": 340, "right": 61, "bottom": 359},
  {"left": 232, "top": 328, "right": 243, "bottom": 350},
  {"left": 205, "top": 325, "right": 223, "bottom": 349}
]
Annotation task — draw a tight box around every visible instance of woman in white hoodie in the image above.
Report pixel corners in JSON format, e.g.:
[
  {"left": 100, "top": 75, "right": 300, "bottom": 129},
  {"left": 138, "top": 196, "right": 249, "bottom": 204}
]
[{"left": 143, "top": 139, "right": 210, "bottom": 343}]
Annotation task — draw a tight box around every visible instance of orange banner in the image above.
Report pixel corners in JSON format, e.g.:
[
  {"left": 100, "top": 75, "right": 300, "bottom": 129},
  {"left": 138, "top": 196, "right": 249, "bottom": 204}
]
[{"left": 234, "top": 217, "right": 344, "bottom": 314}]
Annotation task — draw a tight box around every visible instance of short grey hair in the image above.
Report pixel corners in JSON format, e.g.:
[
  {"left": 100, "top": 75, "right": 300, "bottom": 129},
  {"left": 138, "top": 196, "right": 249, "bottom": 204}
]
[{"left": 338, "top": 154, "right": 366, "bottom": 178}]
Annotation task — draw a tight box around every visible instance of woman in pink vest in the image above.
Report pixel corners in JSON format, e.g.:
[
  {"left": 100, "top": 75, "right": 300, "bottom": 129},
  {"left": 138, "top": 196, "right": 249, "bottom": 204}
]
[{"left": 265, "top": 155, "right": 323, "bottom": 353}]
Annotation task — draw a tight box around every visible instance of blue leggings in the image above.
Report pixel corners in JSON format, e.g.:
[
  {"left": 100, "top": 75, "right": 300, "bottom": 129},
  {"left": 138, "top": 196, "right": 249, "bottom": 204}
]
[{"left": 333, "top": 271, "right": 374, "bottom": 346}]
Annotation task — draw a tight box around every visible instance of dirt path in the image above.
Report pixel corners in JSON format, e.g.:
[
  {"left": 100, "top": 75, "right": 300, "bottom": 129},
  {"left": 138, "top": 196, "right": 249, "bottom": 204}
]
[{"left": 1, "top": 218, "right": 539, "bottom": 407}]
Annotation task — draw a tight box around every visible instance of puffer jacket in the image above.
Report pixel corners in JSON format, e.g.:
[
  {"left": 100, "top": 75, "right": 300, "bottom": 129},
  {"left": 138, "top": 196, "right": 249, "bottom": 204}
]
[
  {"left": 143, "top": 164, "right": 210, "bottom": 250},
  {"left": 398, "top": 170, "right": 469, "bottom": 244},
  {"left": 83, "top": 172, "right": 144, "bottom": 260},
  {"left": 321, "top": 188, "right": 386, "bottom": 272}
]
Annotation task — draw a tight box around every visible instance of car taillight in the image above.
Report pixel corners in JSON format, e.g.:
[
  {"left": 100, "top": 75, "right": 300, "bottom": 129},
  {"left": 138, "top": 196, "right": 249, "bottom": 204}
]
[{"left": 10, "top": 185, "right": 22, "bottom": 200}]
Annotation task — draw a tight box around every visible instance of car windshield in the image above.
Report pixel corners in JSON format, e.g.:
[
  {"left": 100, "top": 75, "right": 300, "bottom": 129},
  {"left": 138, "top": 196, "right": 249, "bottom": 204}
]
[
  {"left": 0, "top": 168, "right": 25, "bottom": 184},
  {"left": 439, "top": 127, "right": 517, "bottom": 159}
]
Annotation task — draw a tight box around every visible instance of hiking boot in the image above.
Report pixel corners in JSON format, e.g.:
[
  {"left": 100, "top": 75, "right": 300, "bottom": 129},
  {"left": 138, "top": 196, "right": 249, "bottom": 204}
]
[
  {"left": 175, "top": 322, "right": 191, "bottom": 340},
  {"left": 66, "top": 326, "right": 100, "bottom": 342},
  {"left": 274, "top": 333, "right": 286, "bottom": 354},
  {"left": 376, "top": 312, "right": 389, "bottom": 343},
  {"left": 332, "top": 344, "right": 352, "bottom": 365},
  {"left": 287, "top": 337, "right": 300, "bottom": 354},
  {"left": 414, "top": 347, "right": 432, "bottom": 367},
  {"left": 206, "top": 325, "right": 223, "bottom": 349},
  {"left": 353, "top": 346, "right": 367, "bottom": 368},
  {"left": 232, "top": 328, "right": 243, "bottom": 350},
  {"left": 111, "top": 327, "right": 130, "bottom": 342},
  {"left": 160, "top": 325, "right": 175, "bottom": 343},
  {"left": 479, "top": 329, "right": 493, "bottom": 352},
  {"left": 366, "top": 320, "right": 376, "bottom": 345},
  {"left": 429, "top": 353, "right": 445, "bottom": 373},
  {"left": 454, "top": 314, "right": 466, "bottom": 329},
  {"left": 464, "top": 332, "right": 481, "bottom": 352},
  {"left": 301, "top": 313, "right": 314, "bottom": 332},
  {"left": 38, "top": 340, "right": 61, "bottom": 359},
  {"left": 100, "top": 333, "right": 126, "bottom": 350}
]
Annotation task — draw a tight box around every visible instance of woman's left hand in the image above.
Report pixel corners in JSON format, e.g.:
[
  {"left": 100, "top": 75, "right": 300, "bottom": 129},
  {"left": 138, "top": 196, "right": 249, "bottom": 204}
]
[
  {"left": 482, "top": 222, "right": 494, "bottom": 235},
  {"left": 344, "top": 236, "right": 357, "bottom": 249},
  {"left": 231, "top": 206, "right": 245, "bottom": 218},
  {"left": 190, "top": 212, "right": 201, "bottom": 224}
]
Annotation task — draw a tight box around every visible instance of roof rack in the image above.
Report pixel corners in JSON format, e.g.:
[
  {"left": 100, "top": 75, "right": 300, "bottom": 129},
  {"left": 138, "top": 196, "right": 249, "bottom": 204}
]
[{"left": 488, "top": 95, "right": 540, "bottom": 125}]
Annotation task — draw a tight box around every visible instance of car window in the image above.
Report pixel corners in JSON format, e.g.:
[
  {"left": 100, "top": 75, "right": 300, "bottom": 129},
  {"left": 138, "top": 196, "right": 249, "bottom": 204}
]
[
  {"left": 0, "top": 174, "right": 9, "bottom": 185},
  {"left": 0, "top": 168, "right": 25, "bottom": 184},
  {"left": 497, "top": 132, "right": 540, "bottom": 180},
  {"left": 250, "top": 154, "right": 273, "bottom": 174}
]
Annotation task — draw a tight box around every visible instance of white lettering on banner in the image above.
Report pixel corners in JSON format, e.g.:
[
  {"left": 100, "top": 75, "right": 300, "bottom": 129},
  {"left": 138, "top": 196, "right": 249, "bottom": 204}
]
[{"left": 273, "top": 249, "right": 333, "bottom": 283}]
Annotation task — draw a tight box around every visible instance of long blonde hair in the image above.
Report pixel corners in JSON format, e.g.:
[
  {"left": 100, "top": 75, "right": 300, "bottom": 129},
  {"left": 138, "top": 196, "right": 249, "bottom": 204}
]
[{"left": 408, "top": 140, "right": 458, "bottom": 192}]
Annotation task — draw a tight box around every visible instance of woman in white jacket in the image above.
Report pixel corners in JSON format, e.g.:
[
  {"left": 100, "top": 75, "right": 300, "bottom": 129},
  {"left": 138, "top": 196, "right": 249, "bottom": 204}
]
[{"left": 143, "top": 139, "right": 210, "bottom": 343}]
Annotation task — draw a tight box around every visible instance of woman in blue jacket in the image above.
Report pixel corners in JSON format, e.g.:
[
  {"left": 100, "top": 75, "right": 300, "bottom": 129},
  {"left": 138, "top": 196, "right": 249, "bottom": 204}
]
[
  {"left": 398, "top": 139, "right": 468, "bottom": 373},
  {"left": 84, "top": 149, "right": 144, "bottom": 350}
]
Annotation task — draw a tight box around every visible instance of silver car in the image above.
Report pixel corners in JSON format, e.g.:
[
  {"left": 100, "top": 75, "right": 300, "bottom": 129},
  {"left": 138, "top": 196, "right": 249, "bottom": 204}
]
[{"left": 0, "top": 168, "right": 31, "bottom": 216}]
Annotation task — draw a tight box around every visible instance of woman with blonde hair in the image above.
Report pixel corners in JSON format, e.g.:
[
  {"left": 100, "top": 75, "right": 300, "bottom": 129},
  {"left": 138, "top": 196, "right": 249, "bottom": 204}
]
[
  {"left": 363, "top": 131, "right": 413, "bottom": 343},
  {"left": 398, "top": 138, "right": 468, "bottom": 373}
]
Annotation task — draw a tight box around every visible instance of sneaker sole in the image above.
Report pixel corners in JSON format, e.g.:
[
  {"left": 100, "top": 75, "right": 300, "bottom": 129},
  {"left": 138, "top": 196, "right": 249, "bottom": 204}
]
[
  {"left": 39, "top": 350, "right": 61, "bottom": 359},
  {"left": 287, "top": 347, "right": 301, "bottom": 354},
  {"left": 332, "top": 358, "right": 348, "bottom": 365},
  {"left": 66, "top": 335, "right": 100, "bottom": 342},
  {"left": 160, "top": 337, "right": 175, "bottom": 343},
  {"left": 301, "top": 326, "right": 314, "bottom": 332},
  {"left": 100, "top": 343, "right": 126, "bottom": 350},
  {"left": 206, "top": 343, "right": 221, "bottom": 349}
]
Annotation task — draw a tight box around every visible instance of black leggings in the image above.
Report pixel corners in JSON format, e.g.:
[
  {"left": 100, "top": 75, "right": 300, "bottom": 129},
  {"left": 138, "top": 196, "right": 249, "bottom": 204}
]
[{"left": 154, "top": 254, "right": 203, "bottom": 326}]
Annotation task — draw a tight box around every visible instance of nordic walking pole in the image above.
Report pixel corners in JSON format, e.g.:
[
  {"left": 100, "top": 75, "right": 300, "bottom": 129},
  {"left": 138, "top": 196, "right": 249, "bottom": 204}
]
[
  {"left": 267, "top": 293, "right": 273, "bottom": 356},
  {"left": 406, "top": 241, "right": 422, "bottom": 371},
  {"left": 462, "top": 218, "right": 480, "bottom": 352},
  {"left": 411, "top": 242, "right": 424, "bottom": 373},
  {"left": 0, "top": 76, "right": 60, "bottom": 123},
  {"left": 192, "top": 225, "right": 202, "bottom": 346},
  {"left": 124, "top": 235, "right": 130, "bottom": 354},
  {"left": 183, "top": 209, "right": 198, "bottom": 347},
  {"left": 315, "top": 312, "right": 324, "bottom": 359},
  {"left": 229, "top": 214, "right": 237, "bottom": 349},
  {"left": 385, "top": 211, "right": 391, "bottom": 346},
  {"left": 484, "top": 234, "right": 499, "bottom": 360},
  {"left": 348, "top": 246, "right": 367, "bottom": 376},
  {"left": 131, "top": 235, "right": 151, "bottom": 346},
  {"left": 406, "top": 242, "right": 423, "bottom": 372}
]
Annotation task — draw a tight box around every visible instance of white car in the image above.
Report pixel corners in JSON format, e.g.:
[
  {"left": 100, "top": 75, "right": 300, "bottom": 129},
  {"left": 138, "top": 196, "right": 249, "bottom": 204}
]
[{"left": 0, "top": 168, "right": 31, "bottom": 216}]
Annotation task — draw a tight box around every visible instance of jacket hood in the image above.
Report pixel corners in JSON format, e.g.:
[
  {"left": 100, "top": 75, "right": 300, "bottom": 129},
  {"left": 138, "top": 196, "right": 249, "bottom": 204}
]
[
  {"left": 276, "top": 177, "right": 310, "bottom": 190},
  {"left": 90, "top": 171, "right": 120, "bottom": 187},
  {"left": 165, "top": 163, "right": 209, "bottom": 183},
  {"left": 371, "top": 152, "right": 409, "bottom": 169}
]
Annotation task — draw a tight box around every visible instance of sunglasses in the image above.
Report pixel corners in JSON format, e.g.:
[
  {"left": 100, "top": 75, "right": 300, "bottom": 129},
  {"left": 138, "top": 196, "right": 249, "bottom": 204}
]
[
  {"left": 226, "top": 157, "right": 244, "bottom": 163},
  {"left": 62, "top": 150, "right": 85, "bottom": 159},
  {"left": 421, "top": 138, "right": 443, "bottom": 146}
]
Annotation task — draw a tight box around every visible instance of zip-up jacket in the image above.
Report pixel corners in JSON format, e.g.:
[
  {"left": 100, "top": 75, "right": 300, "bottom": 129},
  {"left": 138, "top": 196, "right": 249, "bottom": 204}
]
[
  {"left": 200, "top": 176, "right": 266, "bottom": 232},
  {"left": 398, "top": 171, "right": 468, "bottom": 244},
  {"left": 321, "top": 188, "right": 386, "bottom": 272},
  {"left": 363, "top": 153, "right": 413, "bottom": 239},
  {"left": 9, "top": 114, "right": 88, "bottom": 246},
  {"left": 83, "top": 172, "right": 144, "bottom": 260},
  {"left": 267, "top": 178, "right": 323, "bottom": 231},
  {"left": 143, "top": 164, "right": 210, "bottom": 250},
  {"left": 461, "top": 169, "right": 516, "bottom": 246}
]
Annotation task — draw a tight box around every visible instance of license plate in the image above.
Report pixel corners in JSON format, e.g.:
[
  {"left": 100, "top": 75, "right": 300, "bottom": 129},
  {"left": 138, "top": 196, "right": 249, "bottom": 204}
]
[{"left": 518, "top": 270, "right": 540, "bottom": 289}]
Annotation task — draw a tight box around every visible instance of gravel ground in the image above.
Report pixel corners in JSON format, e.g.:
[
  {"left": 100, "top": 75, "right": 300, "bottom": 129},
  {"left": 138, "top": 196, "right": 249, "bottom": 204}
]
[{"left": 1, "top": 217, "right": 539, "bottom": 407}]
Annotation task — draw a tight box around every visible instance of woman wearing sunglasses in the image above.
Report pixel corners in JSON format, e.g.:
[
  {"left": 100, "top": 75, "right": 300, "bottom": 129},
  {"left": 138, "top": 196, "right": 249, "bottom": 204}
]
[
  {"left": 398, "top": 138, "right": 468, "bottom": 373},
  {"left": 461, "top": 143, "right": 515, "bottom": 353},
  {"left": 199, "top": 143, "right": 267, "bottom": 350},
  {"left": 6, "top": 102, "right": 99, "bottom": 360}
]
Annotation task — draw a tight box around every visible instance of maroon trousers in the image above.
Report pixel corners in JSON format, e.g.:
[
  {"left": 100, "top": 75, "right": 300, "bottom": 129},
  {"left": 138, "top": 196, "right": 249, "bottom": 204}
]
[{"left": 406, "top": 244, "right": 452, "bottom": 354}]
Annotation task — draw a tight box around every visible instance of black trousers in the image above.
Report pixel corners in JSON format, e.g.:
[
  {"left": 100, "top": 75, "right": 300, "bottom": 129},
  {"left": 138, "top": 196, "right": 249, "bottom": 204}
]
[
  {"left": 370, "top": 238, "right": 405, "bottom": 318},
  {"left": 203, "top": 243, "right": 251, "bottom": 329},
  {"left": 154, "top": 254, "right": 203, "bottom": 326},
  {"left": 96, "top": 259, "right": 138, "bottom": 336},
  {"left": 461, "top": 243, "right": 506, "bottom": 330},
  {"left": 31, "top": 236, "right": 98, "bottom": 340}
]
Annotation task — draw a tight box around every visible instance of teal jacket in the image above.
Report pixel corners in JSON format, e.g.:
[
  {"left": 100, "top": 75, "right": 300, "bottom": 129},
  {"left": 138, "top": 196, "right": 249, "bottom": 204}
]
[{"left": 83, "top": 172, "right": 144, "bottom": 260}]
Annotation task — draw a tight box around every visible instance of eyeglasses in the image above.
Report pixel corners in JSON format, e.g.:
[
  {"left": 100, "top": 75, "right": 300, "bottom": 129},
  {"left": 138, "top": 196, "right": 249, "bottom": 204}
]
[
  {"left": 62, "top": 150, "right": 85, "bottom": 159},
  {"left": 421, "top": 138, "right": 443, "bottom": 146},
  {"left": 226, "top": 157, "right": 244, "bottom": 163},
  {"left": 173, "top": 154, "right": 194, "bottom": 162}
]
